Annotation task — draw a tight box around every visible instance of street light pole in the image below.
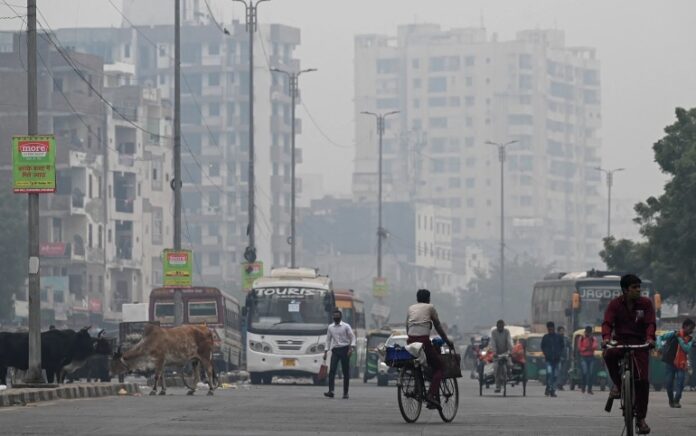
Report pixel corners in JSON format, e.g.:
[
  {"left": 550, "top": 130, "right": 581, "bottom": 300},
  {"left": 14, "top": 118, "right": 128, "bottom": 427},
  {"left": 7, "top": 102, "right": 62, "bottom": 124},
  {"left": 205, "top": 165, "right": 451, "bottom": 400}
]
[
  {"left": 23, "top": 0, "right": 43, "bottom": 385},
  {"left": 233, "top": 0, "right": 270, "bottom": 265},
  {"left": 271, "top": 67, "right": 316, "bottom": 268},
  {"left": 361, "top": 111, "right": 399, "bottom": 278},
  {"left": 595, "top": 167, "right": 625, "bottom": 238},
  {"left": 486, "top": 140, "right": 518, "bottom": 319}
]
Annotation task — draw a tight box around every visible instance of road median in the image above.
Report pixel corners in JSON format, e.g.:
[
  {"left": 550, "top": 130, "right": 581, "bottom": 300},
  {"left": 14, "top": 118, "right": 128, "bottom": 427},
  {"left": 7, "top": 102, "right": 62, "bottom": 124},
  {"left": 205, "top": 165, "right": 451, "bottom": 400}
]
[{"left": 0, "top": 382, "right": 140, "bottom": 407}]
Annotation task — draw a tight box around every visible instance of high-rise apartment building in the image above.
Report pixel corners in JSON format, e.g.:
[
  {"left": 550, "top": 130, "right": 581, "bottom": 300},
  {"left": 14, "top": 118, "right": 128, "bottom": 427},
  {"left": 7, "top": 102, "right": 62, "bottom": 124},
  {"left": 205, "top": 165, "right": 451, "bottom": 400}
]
[
  {"left": 354, "top": 25, "right": 604, "bottom": 270},
  {"left": 56, "top": 15, "right": 302, "bottom": 290}
]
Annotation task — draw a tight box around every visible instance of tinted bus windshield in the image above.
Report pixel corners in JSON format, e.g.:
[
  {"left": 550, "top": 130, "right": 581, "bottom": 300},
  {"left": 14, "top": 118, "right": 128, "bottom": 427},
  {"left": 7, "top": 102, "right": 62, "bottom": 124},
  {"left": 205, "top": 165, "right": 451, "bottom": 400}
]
[
  {"left": 248, "top": 287, "right": 330, "bottom": 333},
  {"left": 576, "top": 283, "right": 652, "bottom": 328}
]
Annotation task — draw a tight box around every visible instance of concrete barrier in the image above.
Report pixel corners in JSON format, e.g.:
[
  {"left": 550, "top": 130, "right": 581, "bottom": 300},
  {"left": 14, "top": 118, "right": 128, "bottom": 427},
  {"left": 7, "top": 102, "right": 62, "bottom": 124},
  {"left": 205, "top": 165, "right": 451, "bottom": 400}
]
[{"left": 0, "top": 383, "right": 140, "bottom": 407}]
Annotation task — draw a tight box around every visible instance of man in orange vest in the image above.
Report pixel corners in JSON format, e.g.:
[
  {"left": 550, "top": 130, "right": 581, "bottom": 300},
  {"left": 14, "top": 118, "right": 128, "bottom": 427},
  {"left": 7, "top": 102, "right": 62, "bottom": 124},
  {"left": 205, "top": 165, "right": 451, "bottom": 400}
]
[
  {"left": 659, "top": 318, "right": 695, "bottom": 408},
  {"left": 578, "top": 325, "right": 598, "bottom": 394}
]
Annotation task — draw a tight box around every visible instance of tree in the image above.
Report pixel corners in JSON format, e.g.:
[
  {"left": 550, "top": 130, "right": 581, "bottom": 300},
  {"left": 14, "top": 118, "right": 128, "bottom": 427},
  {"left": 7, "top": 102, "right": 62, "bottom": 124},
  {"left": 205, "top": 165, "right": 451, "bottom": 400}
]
[
  {"left": 0, "top": 188, "right": 27, "bottom": 320},
  {"left": 601, "top": 107, "right": 696, "bottom": 297},
  {"left": 461, "top": 257, "right": 552, "bottom": 329}
]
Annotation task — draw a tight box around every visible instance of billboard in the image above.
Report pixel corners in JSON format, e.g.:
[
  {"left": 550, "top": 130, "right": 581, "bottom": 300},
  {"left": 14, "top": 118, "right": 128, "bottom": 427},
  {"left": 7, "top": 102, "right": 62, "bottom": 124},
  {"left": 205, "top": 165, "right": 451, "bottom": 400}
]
[
  {"left": 162, "top": 249, "right": 193, "bottom": 287},
  {"left": 12, "top": 135, "right": 56, "bottom": 193},
  {"left": 372, "top": 277, "right": 388, "bottom": 298}
]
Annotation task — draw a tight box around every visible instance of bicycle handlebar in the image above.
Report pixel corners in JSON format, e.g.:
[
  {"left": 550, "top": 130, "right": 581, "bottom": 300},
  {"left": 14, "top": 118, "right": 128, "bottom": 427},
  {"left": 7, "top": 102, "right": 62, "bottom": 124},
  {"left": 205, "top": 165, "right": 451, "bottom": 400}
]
[{"left": 603, "top": 342, "right": 651, "bottom": 350}]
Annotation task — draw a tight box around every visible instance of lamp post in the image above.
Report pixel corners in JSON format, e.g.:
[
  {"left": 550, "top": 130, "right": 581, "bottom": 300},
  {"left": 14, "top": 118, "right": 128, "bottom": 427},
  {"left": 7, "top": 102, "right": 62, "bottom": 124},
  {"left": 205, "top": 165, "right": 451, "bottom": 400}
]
[
  {"left": 232, "top": 0, "right": 270, "bottom": 264},
  {"left": 270, "top": 67, "right": 317, "bottom": 268},
  {"left": 361, "top": 111, "right": 400, "bottom": 279},
  {"left": 486, "top": 140, "right": 518, "bottom": 318},
  {"left": 595, "top": 167, "right": 625, "bottom": 238}
]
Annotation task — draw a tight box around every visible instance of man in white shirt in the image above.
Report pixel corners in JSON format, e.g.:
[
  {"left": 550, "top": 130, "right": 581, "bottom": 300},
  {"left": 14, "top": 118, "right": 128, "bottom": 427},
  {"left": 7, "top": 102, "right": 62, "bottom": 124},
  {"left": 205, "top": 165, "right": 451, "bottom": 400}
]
[{"left": 323, "top": 308, "right": 356, "bottom": 399}]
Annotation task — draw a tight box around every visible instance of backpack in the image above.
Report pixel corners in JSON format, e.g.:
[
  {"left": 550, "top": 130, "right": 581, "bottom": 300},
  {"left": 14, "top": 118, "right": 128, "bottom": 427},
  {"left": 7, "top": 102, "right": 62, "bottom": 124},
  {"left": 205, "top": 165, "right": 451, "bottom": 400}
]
[{"left": 660, "top": 331, "right": 679, "bottom": 364}]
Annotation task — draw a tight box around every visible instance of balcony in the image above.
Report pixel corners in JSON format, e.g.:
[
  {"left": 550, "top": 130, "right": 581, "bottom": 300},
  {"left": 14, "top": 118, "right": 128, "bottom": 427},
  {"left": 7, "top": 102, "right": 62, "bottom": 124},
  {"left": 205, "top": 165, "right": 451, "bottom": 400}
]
[{"left": 118, "top": 154, "right": 135, "bottom": 167}]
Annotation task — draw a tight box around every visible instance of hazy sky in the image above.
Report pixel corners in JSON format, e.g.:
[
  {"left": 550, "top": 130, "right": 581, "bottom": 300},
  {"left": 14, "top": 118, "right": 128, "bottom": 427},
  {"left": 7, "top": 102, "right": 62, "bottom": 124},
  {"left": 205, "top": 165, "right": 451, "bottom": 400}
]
[{"left": 2, "top": 0, "right": 696, "bottom": 204}]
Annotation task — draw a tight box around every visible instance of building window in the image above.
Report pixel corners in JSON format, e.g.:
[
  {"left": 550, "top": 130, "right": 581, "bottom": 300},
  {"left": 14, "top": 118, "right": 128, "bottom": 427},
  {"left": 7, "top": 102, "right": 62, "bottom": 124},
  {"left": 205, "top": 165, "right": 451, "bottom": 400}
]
[
  {"left": 209, "top": 103, "right": 220, "bottom": 116},
  {"left": 209, "top": 42, "right": 220, "bottom": 55},
  {"left": 88, "top": 224, "right": 93, "bottom": 248},
  {"left": 429, "top": 117, "right": 448, "bottom": 129},
  {"left": 209, "top": 72, "right": 220, "bottom": 86},
  {"left": 98, "top": 225, "right": 103, "bottom": 249},
  {"left": 209, "top": 163, "right": 220, "bottom": 177},
  {"left": 413, "top": 78, "right": 421, "bottom": 88},
  {"left": 428, "top": 77, "right": 447, "bottom": 93},
  {"left": 124, "top": 44, "right": 131, "bottom": 58},
  {"left": 209, "top": 253, "right": 220, "bottom": 267},
  {"left": 377, "top": 58, "right": 399, "bottom": 74}
]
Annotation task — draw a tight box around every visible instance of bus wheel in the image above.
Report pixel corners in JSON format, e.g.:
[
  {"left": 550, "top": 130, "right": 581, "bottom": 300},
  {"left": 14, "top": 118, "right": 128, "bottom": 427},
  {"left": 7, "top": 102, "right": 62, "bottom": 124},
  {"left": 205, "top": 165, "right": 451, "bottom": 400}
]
[{"left": 250, "top": 373, "right": 262, "bottom": 385}]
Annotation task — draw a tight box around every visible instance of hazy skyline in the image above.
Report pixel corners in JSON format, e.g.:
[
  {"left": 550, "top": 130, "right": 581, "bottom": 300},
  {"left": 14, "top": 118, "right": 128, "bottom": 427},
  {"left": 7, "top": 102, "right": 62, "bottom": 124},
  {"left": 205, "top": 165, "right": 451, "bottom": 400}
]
[{"left": 2, "top": 0, "right": 695, "bottom": 210}]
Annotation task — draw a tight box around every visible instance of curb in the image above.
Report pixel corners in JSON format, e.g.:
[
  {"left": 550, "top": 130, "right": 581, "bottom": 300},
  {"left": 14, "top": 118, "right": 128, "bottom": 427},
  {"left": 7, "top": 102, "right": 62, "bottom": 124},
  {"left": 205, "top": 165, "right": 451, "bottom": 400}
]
[
  {"left": 147, "top": 371, "right": 249, "bottom": 387},
  {"left": 0, "top": 383, "right": 140, "bottom": 407}
]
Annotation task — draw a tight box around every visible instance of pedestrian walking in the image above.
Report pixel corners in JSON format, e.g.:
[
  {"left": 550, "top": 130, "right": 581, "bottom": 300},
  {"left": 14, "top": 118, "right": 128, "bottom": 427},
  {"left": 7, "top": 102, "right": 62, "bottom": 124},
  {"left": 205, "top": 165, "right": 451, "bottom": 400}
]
[
  {"left": 556, "top": 325, "right": 571, "bottom": 390},
  {"left": 578, "top": 325, "right": 599, "bottom": 394},
  {"left": 541, "top": 321, "right": 564, "bottom": 397},
  {"left": 658, "top": 318, "right": 695, "bottom": 408},
  {"left": 323, "top": 308, "right": 355, "bottom": 399}
]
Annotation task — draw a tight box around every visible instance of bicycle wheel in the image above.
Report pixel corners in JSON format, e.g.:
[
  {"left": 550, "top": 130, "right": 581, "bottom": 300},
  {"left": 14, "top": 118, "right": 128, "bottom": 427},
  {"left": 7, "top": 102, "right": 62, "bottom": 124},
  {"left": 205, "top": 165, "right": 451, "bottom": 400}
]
[
  {"left": 621, "top": 370, "right": 634, "bottom": 436},
  {"left": 438, "top": 378, "right": 459, "bottom": 423},
  {"left": 398, "top": 367, "right": 422, "bottom": 423}
]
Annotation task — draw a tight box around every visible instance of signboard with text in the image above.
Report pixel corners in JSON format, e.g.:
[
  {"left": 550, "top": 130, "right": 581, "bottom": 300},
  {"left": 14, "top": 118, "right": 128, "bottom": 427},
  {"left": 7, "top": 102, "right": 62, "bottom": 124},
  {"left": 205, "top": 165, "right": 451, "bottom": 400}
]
[
  {"left": 12, "top": 135, "right": 56, "bottom": 193},
  {"left": 163, "top": 249, "right": 193, "bottom": 287},
  {"left": 242, "top": 261, "right": 264, "bottom": 292},
  {"left": 373, "top": 277, "right": 388, "bottom": 298}
]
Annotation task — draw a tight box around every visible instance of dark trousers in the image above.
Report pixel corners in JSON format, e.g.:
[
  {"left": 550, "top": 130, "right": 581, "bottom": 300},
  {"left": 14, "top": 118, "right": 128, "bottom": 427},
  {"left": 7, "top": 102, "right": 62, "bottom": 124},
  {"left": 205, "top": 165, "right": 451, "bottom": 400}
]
[
  {"left": 328, "top": 345, "right": 350, "bottom": 395},
  {"left": 408, "top": 335, "right": 443, "bottom": 398},
  {"left": 665, "top": 363, "right": 686, "bottom": 403},
  {"left": 604, "top": 348, "right": 650, "bottom": 419}
]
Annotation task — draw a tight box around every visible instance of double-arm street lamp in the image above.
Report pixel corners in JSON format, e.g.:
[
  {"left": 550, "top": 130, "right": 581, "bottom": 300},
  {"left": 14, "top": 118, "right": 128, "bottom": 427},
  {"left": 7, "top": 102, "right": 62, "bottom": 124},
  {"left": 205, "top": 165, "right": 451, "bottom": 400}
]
[
  {"left": 486, "top": 139, "right": 519, "bottom": 318},
  {"left": 594, "top": 167, "right": 625, "bottom": 239},
  {"left": 270, "top": 67, "right": 317, "bottom": 268}
]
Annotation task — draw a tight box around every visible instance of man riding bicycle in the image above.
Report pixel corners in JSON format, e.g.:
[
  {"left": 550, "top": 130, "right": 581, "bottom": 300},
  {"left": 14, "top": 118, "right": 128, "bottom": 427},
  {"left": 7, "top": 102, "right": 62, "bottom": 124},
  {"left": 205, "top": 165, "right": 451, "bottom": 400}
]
[
  {"left": 602, "top": 274, "right": 656, "bottom": 435},
  {"left": 491, "top": 319, "right": 513, "bottom": 393},
  {"left": 406, "top": 289, "right": 454, "bottom": 409}
]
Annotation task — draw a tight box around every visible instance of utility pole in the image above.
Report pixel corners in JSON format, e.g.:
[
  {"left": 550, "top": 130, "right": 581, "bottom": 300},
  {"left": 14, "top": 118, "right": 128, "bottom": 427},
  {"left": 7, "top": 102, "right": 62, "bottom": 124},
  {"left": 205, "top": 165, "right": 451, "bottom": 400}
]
[
  {"left": 486, "top": 140, "right": 518, "bottom": 319},
  {"left": 361, "top": 110, "right": 399, "bottom": 281},
  {"left": 270, "top": 67, "right": 316, "bottom": 268},
  {"left": 595, "top": 167, "right": 625, "bottom": 239},
  {"left": 234, "top": 0, "right": 270, "bottom": 265},
  {"left": 23, "top": 0, "right": 43, "bottom": 385},
  {"left": 173, "top": 0, "right": 183, "bottom": 325}
]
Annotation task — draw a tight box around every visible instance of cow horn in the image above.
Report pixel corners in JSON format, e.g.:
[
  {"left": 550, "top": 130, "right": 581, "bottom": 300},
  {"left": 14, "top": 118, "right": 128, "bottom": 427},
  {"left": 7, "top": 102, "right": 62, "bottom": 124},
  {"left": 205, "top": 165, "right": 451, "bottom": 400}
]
[
  {"left": 97, "top": 329, "right": 105, "bottom": 339},
  {"left": 81, "top": 325, "right": 91, "bottom": 332}
]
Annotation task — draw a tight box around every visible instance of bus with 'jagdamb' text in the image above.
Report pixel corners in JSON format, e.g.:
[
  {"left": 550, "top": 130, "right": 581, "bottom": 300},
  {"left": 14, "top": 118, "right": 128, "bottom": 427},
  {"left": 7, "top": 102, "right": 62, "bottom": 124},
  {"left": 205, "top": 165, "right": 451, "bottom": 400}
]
[
  {"left": 531, "top": 270, "right": 660, "bottom": 333},
  {"left": 244, "top": 268, "right": 335, "bottom": 385}
]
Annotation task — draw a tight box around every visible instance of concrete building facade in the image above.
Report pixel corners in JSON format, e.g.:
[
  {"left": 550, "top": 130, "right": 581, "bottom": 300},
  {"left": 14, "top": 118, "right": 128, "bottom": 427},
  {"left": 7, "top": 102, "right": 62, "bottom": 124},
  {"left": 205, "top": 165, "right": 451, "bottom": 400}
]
[{"left": 354, "top": 25, "right": 604, "bottom": 271}]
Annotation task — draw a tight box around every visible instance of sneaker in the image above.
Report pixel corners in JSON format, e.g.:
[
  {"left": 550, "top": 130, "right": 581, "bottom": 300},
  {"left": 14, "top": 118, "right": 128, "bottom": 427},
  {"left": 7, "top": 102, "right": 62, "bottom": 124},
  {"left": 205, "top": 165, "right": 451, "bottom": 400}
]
[
  {"left": 550, "top": 392, "right": 557, "bottom": 397},
  {"left": 587, "top": 390, "right": 594, "bottom": 395},
  {"left": 425, "top": 396, "right": 441, "bottom": 410},
  {"left": 544, "top": 388, "right": 550, "bottom": 397},
  {"left": 581, "top": 387, "right": 585, "bottom": 393},
  {"left": 669, "top": 401, "right": 675, "bottom": 408},
  {"left": 342, "top": 394, "right": 349, "bottom": 399},
  {"left": 609, "top": 386, "right": 620, "bottom": 399},
  {"left": 324, "top": 391, "right": 334, "bottom": 398},
  {"left": 557, "top": 386, "right": 565, "bottom": 391},
  {"left": 673, "top": 401, "right": 682, "bottom": 408}
]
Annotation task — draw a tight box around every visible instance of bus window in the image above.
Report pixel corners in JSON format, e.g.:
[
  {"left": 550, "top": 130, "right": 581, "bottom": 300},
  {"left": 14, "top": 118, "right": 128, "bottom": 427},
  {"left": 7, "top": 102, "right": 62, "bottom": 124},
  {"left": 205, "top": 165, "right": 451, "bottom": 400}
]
[
  {"left": 154, "top": 301, "right": 174, "bottom": 323},
  {"left": 188, "top": 300, "right": 219, "bottom": 323}
]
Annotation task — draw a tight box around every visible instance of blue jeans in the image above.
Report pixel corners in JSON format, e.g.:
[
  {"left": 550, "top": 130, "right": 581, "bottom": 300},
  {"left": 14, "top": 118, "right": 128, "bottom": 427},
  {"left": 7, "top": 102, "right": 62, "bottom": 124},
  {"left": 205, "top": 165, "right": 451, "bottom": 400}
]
[
  {"left": 546, "top": 361, "right": 559, "bottom": 393},
  {"left": 665, "top": 363, "right": 686, "bottom": 403},
  {"left": 580, "top": 356, "right": 595, "bottom": 391}
]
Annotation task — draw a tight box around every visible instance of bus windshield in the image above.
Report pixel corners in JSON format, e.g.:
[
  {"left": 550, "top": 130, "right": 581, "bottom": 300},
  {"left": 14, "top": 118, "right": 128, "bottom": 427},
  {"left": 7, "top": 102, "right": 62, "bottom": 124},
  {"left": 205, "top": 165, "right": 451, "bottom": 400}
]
[
  {"left": 576, "top": 284, "right": 652, "bottom": 328},
  {"left": 248, "top": 287, "right": 330, "bottom": 333}
]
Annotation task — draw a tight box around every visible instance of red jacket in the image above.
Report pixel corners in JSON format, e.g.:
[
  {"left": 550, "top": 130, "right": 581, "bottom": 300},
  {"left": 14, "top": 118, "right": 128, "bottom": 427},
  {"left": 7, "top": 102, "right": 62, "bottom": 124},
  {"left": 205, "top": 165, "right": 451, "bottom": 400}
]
[
  {"left": 578, "top": 336, "right": 598, "bottom": 357},
  {"left": 601, "top": 295, "right": 656, "bottom": 345}
]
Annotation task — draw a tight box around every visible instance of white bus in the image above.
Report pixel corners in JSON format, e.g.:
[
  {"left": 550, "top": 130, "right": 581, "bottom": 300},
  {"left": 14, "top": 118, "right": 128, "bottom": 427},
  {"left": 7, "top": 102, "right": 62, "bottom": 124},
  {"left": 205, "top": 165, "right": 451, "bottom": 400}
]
[{"left": 244, "top": 268, "right": 335, "bottom": 385}]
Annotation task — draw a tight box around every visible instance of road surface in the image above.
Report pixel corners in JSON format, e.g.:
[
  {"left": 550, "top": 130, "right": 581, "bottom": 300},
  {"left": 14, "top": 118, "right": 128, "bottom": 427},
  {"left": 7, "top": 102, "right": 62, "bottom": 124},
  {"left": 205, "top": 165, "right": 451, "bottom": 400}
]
[{"left": 1, "top": 377, "right": 694, "bottom": 435}]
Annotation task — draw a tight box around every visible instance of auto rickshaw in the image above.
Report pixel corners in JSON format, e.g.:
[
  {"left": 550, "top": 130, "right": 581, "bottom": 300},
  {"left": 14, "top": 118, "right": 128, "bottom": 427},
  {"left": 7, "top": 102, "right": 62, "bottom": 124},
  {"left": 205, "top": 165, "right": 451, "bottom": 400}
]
[
  {"left": 517, "top": 333, "right": 545, "bottom": 382},
  {"left": 568, "top": 327, "right": 609, "bottom": 391},
  {"left": 363, "top": 329, "right": 392, "bottom": 382},
  {"left": 649, "top": 329, "right": 670, "bottom": 391}
]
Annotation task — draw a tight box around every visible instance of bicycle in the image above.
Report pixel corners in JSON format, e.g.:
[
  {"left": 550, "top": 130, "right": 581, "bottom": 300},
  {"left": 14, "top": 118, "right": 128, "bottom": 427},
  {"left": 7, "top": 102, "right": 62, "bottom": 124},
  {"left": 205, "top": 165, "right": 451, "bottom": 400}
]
[
  {"left": 603, "top": 342, "right": 651, "bottom": 436},
  {"left": 394, "top": 349, "right": 459, "bottom": 423}
]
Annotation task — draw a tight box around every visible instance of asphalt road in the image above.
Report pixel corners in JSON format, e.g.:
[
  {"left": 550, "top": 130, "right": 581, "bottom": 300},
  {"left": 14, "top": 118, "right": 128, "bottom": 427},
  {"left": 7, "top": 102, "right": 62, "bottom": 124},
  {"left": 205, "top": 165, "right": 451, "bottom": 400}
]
[{"left": 1, "top": 377, "right": 694, "bottom": 436}]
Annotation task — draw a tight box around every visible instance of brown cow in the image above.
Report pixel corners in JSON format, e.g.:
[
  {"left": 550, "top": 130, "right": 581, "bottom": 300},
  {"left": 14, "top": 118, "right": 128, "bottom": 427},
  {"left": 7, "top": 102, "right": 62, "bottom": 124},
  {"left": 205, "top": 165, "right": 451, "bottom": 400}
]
[{"left": 110, "top": 324, "right": 217, "bottom": 396}]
